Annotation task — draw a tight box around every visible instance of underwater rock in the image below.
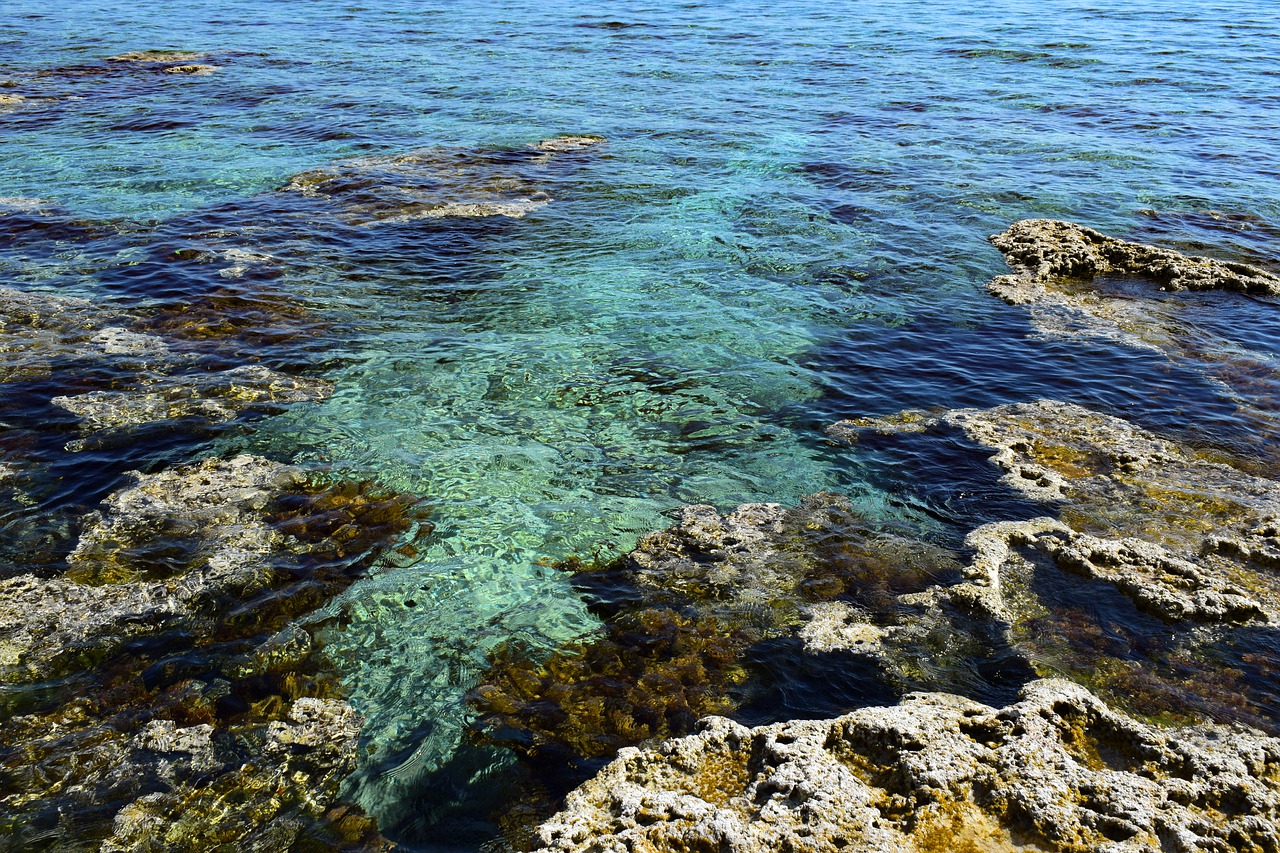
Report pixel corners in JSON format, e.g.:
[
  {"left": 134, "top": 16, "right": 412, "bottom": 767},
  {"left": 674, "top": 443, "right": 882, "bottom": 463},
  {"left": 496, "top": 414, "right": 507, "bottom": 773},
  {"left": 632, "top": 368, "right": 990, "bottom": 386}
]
[
  {"left": 0, "top": 453, "right": 425, "bottom": 683},
  {"left": 0, "top": 689, "right": 369, "bottom": 852},
  {"left": 52, "top": 363, "right": 333, "bottom": 432},
  {"left": 0, "top": 455, "right": 302, "bottom": 682},
  {"left": 469, "top": 492, "right": 1019, "bottom": 813},
  {"left": 0, "top": 93, "right": 24, "bottom": 106},
  {"left": 835, "top": 399, "right": 1280, "bottom": 731},
  {"left": 0, "top": 453, "right": 423, "bottom": 848},
  {"left": 0, "top": 283, "right": 108, "bottom": 381},
  {"left": 161, "top": 63, "right": 219, "bottom": 75},
  {"left": 534, "top": 678, "right": 1280, "bottom": 853},
  {"left": 106, "top": 50, "right": 210, "bottom": 64},
  {"left": 990, "top": 218, "right": 1280, "bottom": 297},
  {"left": 280, "top": 135, "right": 603, "bottom": 225}
]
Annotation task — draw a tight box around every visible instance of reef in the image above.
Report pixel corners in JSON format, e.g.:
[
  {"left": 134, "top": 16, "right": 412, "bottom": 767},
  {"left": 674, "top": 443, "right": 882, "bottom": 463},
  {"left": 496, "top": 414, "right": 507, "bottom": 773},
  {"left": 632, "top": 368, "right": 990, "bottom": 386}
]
[
  {"left": 534, "top": 678, "right": 1280, "bottom": 853},
  {"left": 281, "top": 135, "right": 603, "bottom": 225},
  {"left": 0, "top": 453, "right": 427, "bottom": 849}
]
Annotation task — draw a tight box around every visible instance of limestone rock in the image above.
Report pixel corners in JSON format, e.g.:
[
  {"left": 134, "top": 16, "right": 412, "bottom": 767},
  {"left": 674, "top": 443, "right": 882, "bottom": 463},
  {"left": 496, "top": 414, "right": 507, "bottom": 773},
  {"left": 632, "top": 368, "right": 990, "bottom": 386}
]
[
  {"left": 52, "top": 363, "right": 333, "bottom": 431},
  {"left": 534, "top": 679, "right": 1280, "bottom": 853},
  {"left": 0, "top": 455, "right": 304, "bottom": 682},
  {"left": 990, "top": 218, "right": 1280, "bottom": 296}
]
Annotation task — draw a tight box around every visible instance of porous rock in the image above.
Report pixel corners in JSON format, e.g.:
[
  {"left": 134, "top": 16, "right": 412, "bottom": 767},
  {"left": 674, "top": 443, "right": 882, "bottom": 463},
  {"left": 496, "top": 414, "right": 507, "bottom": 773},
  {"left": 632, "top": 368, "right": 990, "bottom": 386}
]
[
  {"left": 52, "top": 363, "right": 333, "bottom": 431},
  {"left": 536, "top": 678, "right": 1280, "bottom": 853},
  {"left": 990, "top": 218, "right": 1280, "bottom": 297},
  {"left": 0, "top": 455, "right": 303, "bottom": 682}
]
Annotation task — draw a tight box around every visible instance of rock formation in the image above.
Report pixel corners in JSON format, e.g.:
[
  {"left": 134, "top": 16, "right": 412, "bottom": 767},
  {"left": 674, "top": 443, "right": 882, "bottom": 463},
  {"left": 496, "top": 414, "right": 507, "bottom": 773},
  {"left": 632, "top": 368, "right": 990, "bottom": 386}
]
[{"left": 534, "top": 679, "right": 1280, "bottom": 853}]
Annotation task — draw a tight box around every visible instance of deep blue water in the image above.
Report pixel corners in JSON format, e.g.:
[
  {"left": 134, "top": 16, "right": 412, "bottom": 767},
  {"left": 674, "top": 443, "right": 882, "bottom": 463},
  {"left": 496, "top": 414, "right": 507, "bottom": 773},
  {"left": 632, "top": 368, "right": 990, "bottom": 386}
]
[{"left": 3, "top": 0, "right": 1280, "bottom": 847}]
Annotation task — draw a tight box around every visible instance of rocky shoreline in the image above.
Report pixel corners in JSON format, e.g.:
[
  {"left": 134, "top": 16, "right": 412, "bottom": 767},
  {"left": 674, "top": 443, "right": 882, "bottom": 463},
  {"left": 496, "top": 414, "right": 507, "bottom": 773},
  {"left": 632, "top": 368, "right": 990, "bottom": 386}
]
[
  {"left": 505, "top": 222, "right": 1280, "bottom": 852},
  {"left": 4, "top": 136, "right": 1280, "bottom": 853}
]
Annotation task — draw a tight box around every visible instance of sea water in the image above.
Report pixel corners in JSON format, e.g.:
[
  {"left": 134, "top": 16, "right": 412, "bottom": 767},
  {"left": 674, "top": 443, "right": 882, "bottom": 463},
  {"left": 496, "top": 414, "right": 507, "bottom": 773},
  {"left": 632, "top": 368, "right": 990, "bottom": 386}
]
[{"left": 3, "top": 0, "right": 1279, "bottom": 847}]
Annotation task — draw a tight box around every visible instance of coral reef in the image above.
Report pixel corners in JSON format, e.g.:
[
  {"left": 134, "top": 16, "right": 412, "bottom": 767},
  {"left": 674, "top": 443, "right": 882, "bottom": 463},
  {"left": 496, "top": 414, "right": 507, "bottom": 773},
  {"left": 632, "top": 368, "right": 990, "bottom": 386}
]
[{"left": 534, "top": 679, "right": 1280, "bottom": 853}]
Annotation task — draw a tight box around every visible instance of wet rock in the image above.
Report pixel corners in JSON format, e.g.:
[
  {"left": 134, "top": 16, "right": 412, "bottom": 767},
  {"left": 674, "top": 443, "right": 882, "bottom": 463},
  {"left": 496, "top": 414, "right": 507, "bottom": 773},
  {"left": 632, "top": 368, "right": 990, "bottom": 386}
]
[
  {"left": 0, "top": 454, "right": 426, "bottom": 683},
  {"left": 531, "top": 135, "right": 604, "bottom": 153},
  {"left": 161, "top": 63, "right": 219, "bottom": 75},
  {"left": 0, "top": 93, "right": 24, "bottom": 106},
  {"left": 106, "top": 50, "right": 209, "bottom": 64},
  {"left": 0, "top": 452, "right": 423, "bottom": 848},
  {"left": 836, "top": 399, "right": 1280, "bottom": 731},
  {"left": 52, "top": 364, "right": 333, "bottom": 432},
  {"left": 100, "top": 698, "right": 361, "bottom": 852},
  {"left": 0, "top": 691, "right": 367, "bottom": 853},
  {"left": 0, "top": 283, "right": 106, "bottom": 381},
  {"left": 0, "top": 455, "right": 300, "bottom": 681},
  {"left": 534, "top": 678, "right": 1280, "bottom": 853},
  {"left": 990, "top": 218, "right": 1280, "bottom": 297},
  {"left": 281, "top": 136, "right": 603, "bottom": 225}
]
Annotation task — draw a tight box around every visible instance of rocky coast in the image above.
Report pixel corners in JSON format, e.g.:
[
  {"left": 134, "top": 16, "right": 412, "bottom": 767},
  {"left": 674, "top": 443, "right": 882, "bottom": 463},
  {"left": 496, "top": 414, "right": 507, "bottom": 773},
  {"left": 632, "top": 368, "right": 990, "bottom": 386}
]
[
  {"left": 504, "top": 222, "right": 1280, "bottom": 852},
  {"left": 3, "top": 128, "right": 1280, "bottom": 853}
]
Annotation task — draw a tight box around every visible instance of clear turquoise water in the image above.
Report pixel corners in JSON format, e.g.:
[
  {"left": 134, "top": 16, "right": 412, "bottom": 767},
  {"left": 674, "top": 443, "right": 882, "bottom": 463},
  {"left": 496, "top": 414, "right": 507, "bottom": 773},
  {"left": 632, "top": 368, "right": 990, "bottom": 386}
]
[{"left": 4, "top": 0, "right": 1280, "bottom": 847}]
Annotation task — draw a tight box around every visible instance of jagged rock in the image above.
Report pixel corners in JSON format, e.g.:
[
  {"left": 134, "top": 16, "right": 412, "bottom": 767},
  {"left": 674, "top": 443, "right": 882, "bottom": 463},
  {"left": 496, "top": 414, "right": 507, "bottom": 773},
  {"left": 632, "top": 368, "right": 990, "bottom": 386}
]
[
  {"left": 0, "top": 455, "right": 302, "bottom": 682},
  {"left": 835, "top": 400, "right": 1280, "bottom": 731},
  {"left": 990, "top": 219, "right": 1280, "bottom": 297},
  {"left": 281, "top": 135, "right": 603, "bottom": 225},
  {"left": 99, "top": 698, "right": 361, "bottom": 852},
  {"left": 531, "top": 135, "right": 604, "bottom": 153},
  {"left": 52, "top": 364, "right": 333, "bottom": 431},
  {"left": 0, "top": 283, "right": 105, "bottom": 381},
  {"left": 534, "top": 679, "right": 1280, "bottom": 853}
]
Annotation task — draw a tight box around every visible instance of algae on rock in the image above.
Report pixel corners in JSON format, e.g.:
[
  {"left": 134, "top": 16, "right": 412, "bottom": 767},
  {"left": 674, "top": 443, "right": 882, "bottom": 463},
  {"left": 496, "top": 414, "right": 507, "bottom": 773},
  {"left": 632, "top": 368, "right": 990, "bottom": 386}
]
[{"left": 534, "top": 679, "right": 1280, "bottom": 853}]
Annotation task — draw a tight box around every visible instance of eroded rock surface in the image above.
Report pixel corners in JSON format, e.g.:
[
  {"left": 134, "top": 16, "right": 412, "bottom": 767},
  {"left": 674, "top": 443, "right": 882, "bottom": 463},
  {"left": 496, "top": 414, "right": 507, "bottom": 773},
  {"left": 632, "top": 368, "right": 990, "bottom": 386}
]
[
  {"left": 0, "top": 453, "right": 424, "bottom": 683},
  {"left": 535, "top": 679, "right": 1280, "bottom": 853},
  {"left": 53, "top": 363, "right": 333, "bottom": 431},
  {"left": 990, "top": 218, "right": 1280, "bottom": 297},
  {"left": 0, "top": 454, "right": 423, "bottom": 849},
  {"left": 833, "top": 399, "right": 1280, "bottom": 732}
]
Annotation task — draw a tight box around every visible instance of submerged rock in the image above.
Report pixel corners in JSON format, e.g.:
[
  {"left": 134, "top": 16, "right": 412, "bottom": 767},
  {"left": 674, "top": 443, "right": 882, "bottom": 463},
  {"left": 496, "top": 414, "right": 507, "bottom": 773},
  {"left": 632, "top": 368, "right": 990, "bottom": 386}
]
[
  {"left": 281, "top": 135, "right": 604, "bottom": 225},
  {"left": 534, "top": 679, "right": 1280, "bottom": 853},
  {"left": 106, "top": 50, "right": 210, "bottom": 64},
  {"left": 0, "top": 454, "right": 425, "bottom": 683},
  {"left": 52, "top": 363, "right": 333, "bottom": 432},
  {"left": 0, "top": 453, "right": 424, "bottom": 848},
  {"left": 834, "top": 399, "right": 1280, "bottom": 732}
]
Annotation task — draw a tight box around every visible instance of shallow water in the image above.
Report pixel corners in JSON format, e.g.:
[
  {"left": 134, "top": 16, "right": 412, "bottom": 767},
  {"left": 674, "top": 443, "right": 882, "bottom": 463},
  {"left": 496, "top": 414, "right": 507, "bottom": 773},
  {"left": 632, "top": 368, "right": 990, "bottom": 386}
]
[{"left": 3, "top": 0, "right": 1280, "bottom": 847}]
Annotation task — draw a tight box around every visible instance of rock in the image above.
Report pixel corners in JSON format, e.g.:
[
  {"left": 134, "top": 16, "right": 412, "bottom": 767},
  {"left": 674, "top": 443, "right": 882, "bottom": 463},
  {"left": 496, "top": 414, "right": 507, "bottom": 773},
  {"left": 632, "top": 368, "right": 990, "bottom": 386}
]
[
  {"left": 534, "top": 679, "right": 1280, "bottom": 853},
  {"left": 0, "top": 455, "right": 300, "bottom": 682},
  {"left": 532, "top": 135, "right": 605, "bottom": 153},
  {"left": 0, "top": 454, "right": 426, "bottom": 684},
  {"left": 836, "top": 399, "right": 1280, "bottom": 731},
  {"left": 161, "top": 63, "right": 219, "bottom": 75},
  {"left": 107, "top": 50, "right": 209, "bottom": 64},
  {"left": 52, "top": 364, "right": 333, "bottom": 432},
  {"left": 281, "top": 136, "right": 603, "bottom": 225},
  {"left": 0, "top": 93, "right": 24, "bottom": 106},
  {"left": 0, "top": 452, "right": 422, "bottom": 848},
  {"left": 990, "top": 218, "right": 1280, "bottom": 296}
]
